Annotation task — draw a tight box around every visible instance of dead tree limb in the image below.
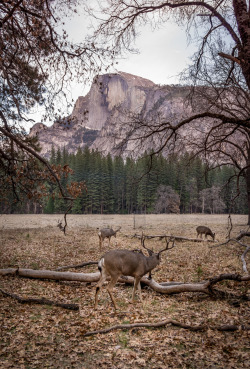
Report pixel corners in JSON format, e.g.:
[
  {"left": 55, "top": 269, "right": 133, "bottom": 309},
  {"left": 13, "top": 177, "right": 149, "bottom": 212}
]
[
  {"left": 241, "top": 246, "right": 250, "bottom": 274},
  {"left": 126, "top": 234, "right": 215, "bottom": 242},
  {"left": 209, "top": 236, "right": 249, "bottom": 274},
  {"left": 0, "top": 268, "right": 249, "bottom": 297},
  {"left": 0, "top": 288, "right": 79, "bottom": 310},
  {"left": 83, "top": 319, "right": 250, "bottom": 337},
  {"left": 0, "top": 268, "right": 100, "bottom": 282},
  {"left": 236, "top": 231, "right": 250, "bottom": 240}
]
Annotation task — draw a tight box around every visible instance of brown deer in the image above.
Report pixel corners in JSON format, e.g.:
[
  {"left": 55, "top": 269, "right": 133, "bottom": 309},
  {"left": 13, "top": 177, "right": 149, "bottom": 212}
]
[
  {"left": 94, "top": 235, "right": 175, "bottom": 310},
  {"left": 98, "top": 226, "right": 121, "bottom": 249},
  {"left": 196, "top": 226, "right": 215, "bottom": 241}
]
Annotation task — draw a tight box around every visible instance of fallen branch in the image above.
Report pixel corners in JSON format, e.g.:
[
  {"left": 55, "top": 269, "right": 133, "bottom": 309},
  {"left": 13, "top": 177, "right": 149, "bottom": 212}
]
[
  {"left": 209, "top": 236, "right": 249, "bottom": 274},
  {"left": 126, "top": 233, "right": 215, "bottom": 242},
  {"left": 83, "top": 318, "right": 250, "bottom": 337},
  {"left": 0, "top": 288, "right": 79, "bottom": 310},
  {"left": 0, "top": 268, "right": 100, "bottom": 282},
  {"left": 236, "top": 231, "right": 250, "bottom": 240},
  {"left": 241, "top": 246, "right": 250, "bottom": 274},
  {"left": 0, "top": 268, "right": 249, "bottom": 297},
  {"left": 56, "top": 261, "right": 98, "bottom": 271}
]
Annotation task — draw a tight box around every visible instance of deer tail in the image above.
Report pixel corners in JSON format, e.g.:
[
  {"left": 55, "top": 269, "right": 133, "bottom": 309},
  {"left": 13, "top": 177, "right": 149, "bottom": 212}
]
[{"left": 98, "top": 258, "right": 105, "bottom": 273}]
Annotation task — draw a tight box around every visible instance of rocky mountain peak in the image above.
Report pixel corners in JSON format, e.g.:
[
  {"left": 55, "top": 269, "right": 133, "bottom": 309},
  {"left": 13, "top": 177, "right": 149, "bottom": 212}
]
[
  {"left": 29, "top": 71, "right": 188, "bottom": 158},
  {"left": 71, "top": 71, "right": 156, "bottom": 130}
]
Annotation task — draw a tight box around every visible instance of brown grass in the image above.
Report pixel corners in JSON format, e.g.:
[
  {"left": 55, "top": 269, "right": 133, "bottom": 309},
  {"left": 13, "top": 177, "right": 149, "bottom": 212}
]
[{"left": 0, "top": 214, "right": 249, "bottom": 368}]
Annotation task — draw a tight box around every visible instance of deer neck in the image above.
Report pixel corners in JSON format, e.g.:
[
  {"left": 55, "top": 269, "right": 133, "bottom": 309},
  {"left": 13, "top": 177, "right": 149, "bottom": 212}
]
[{"left": 145, "top": 255, "right": 159, "bottom": 273}]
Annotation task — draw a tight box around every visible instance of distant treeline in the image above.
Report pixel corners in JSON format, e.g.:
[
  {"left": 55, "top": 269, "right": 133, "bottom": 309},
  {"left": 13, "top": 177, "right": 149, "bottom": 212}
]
[{"left": 2, "top": 146, "right": 247, "bottom": 214}]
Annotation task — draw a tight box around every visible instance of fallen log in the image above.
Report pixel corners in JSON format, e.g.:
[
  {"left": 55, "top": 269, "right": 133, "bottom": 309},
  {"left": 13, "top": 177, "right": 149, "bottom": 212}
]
[
  {"left": 0, "top": 268, "right": 249, "bottom": 296},
  {"left": 0, "top": 268, "right": 100, "bottom": 282}
]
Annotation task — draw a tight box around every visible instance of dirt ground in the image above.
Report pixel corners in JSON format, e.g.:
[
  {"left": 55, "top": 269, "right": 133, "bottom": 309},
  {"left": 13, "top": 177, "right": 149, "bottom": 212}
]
[{"left": 0, "top": 214, "right": 249, "bottom": 368}]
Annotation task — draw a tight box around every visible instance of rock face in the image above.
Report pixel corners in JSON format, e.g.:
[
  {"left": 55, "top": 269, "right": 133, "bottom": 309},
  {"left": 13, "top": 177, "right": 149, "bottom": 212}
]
[
  {"left": 71, "top": 71, "right": 156, "bottom": 130},
  {"left": 29, "top": 71, "right": 189, "bottom": 158}
]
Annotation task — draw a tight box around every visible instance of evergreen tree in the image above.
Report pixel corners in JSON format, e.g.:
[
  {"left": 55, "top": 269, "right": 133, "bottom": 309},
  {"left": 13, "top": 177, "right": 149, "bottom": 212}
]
[
  {"left": 44, "top": 196, "right": 55, "bottom": 214},
  {"left": 125, "top": 157, "right": 137, "bottom": 214},
  {"left": 113, "top": 156, "right": 126, "bottom": 213}
]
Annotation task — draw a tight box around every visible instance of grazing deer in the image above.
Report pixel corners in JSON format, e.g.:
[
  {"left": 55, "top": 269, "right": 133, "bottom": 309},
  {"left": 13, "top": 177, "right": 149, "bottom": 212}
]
[
  {"left": 196, "top": 226, "right": 215, "bottom": 241},
  {"left": 98, "top": 226, "right": 121, "bottom": 249},
  {"left": 94, "top": 235, "right": 175, "bottom": 310}
]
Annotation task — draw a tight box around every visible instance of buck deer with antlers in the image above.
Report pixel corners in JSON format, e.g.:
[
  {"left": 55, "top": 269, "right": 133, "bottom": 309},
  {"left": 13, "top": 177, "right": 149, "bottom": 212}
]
[
  {"left": 94, "top": 235, "right": 175, "bottom": 310},
  {"left": 98, "top": 226, "right": 121, "bottom": 249}
]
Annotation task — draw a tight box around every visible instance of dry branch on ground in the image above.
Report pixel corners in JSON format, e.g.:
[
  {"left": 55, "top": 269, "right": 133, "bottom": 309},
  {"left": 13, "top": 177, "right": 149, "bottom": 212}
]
[
  {"left": 0, "top": 268, "right": 249, "bottom": 299},
  {"left": 83, "top": 319, "right": 250, "bottom": 337},
  {"left": 0, "top": 289, "right": 79, "bottom": 310},
  {"left": 126, "top": 233, "right": 216, "bottom": 242}
]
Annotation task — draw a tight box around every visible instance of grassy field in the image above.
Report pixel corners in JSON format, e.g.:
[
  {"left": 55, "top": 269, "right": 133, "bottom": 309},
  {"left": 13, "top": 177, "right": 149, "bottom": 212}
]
[{"left": 0, "top": 214, "right": 249, "bottom": 368}]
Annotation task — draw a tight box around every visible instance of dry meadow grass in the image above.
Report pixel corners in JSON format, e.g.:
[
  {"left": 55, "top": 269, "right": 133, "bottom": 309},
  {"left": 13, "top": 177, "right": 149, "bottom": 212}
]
[{"left": 0, "top": 214, "right": 249, "bottom": 368}]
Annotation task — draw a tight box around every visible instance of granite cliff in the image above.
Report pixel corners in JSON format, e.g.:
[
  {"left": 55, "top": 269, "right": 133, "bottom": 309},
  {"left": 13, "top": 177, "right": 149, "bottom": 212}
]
[{"left": 29, "top": 71, "right": 189, "bottom": 158}]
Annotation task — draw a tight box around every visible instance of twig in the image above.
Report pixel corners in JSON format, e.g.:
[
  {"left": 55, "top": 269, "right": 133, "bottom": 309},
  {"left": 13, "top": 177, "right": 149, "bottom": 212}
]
[
  {"left": 0, "top": 288, "right": 79, "bottom": 310},
  {"left": 83, "top": 319, "right": 250, "bottom": 337}
]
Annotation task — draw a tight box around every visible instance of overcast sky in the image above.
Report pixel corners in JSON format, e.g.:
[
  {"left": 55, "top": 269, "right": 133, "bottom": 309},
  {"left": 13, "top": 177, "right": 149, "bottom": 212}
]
[
  {"left": 27, "top": 8, "right": 195, "bottom": 127},
  {"left": 64, "top": 8, "right": 195, "bottom": 96}
]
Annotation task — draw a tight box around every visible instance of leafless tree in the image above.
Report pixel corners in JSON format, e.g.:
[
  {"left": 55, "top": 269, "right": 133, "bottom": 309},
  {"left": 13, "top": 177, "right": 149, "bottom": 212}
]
[
  {"left": 199, "top": 186, "right": 226, "bottom": 214},
  {"left": 154, "top": 185, "right": 180, "bottom": 213},
  {"left": 88, "top": 1, "right": 250, "bottom": 223}
]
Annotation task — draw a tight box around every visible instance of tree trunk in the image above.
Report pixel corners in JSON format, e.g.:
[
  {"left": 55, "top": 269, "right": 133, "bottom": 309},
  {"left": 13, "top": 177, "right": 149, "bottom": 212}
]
[
  {"left": 246, "top": 148, "right": 250, "bottom": 225},
  {"left": 247, "top": 173, "right": 250, "bottom": 225}
]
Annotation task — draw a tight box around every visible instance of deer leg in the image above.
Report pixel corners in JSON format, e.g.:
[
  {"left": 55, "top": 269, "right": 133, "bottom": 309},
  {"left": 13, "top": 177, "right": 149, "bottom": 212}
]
[
  {"left": 131, "top": 277, "right": 142, "bottom": 303},
  {"left": 137, "top": 280, "right": 142, "bottom": 302},
  {"left": 98, "top": 234, "right": 102, "bottom": 250},
  {"left": 107, "top": 275, "right": 119, "bottom": 311},
  {"left": 94, "top": 270, "right": 107, "bottom": 309}
]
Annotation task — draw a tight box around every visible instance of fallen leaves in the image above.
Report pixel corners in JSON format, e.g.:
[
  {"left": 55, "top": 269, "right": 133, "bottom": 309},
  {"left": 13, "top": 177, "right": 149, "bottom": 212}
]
[{"left": 0, "top": 219, "right": 249, "bottom": 368}]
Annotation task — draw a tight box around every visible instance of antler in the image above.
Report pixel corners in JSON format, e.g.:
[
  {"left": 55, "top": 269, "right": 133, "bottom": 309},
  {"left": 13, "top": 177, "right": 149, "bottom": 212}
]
[
  {"left": 141, "top": 232, "right": 154, "bottom": 255},
  {"left": 158, "top": 236, "right": 175, "bottom": 256}
]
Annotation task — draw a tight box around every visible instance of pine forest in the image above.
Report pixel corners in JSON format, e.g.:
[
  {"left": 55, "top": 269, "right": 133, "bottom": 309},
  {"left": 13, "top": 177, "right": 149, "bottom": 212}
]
[{"left": 2, "top": 147, "right": 247, "bottom": 215}]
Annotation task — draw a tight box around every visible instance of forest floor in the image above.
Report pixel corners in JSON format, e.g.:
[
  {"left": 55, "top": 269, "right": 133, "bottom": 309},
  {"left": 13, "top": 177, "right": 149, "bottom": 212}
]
[{"left": 0, "top": 214, "right": 249, "bottom": 368}]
